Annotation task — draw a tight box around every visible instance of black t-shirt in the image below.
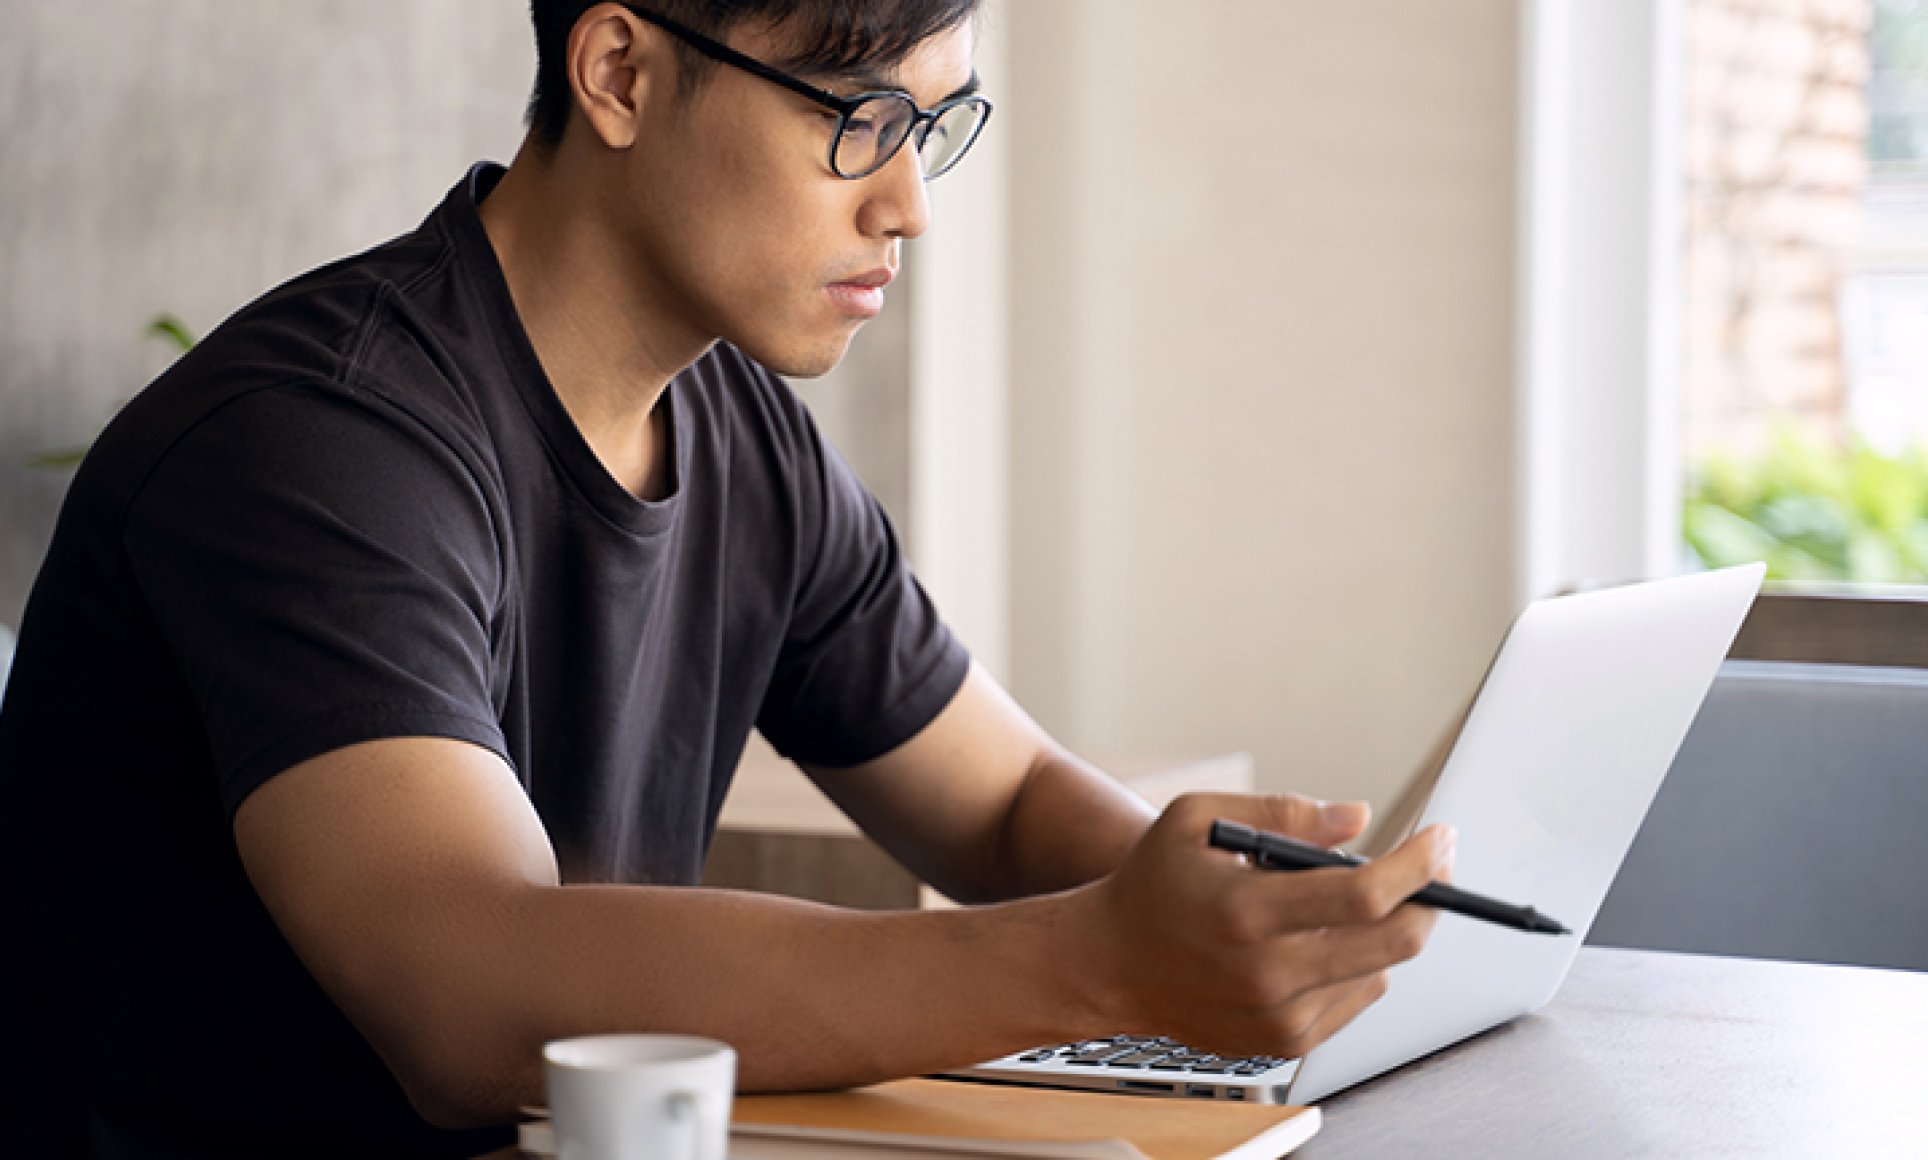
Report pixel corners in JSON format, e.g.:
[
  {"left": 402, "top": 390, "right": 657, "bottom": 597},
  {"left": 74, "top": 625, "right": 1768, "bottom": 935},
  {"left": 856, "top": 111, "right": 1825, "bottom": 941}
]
[{"left": 0, "top": 164, "right": 968, "bottom": 1158}]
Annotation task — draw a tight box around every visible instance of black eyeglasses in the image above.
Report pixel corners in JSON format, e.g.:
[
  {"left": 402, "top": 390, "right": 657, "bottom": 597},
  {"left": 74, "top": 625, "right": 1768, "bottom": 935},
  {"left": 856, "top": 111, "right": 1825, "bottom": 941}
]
[{"left": 622, "top": 5, "right": 993, "bottom": 181}]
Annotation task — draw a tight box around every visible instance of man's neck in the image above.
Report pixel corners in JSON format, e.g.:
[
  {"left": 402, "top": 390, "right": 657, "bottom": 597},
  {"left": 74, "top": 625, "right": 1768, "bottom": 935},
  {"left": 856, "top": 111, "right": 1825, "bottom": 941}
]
[{"left": 477, "top": 142, "right": 703, "bottom": 500}]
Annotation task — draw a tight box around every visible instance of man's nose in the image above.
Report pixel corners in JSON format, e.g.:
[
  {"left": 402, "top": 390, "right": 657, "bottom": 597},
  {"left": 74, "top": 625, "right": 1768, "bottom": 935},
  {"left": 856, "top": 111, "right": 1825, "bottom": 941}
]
[{"left": 857, "top": 139, "right": 931, "bottom": 241}]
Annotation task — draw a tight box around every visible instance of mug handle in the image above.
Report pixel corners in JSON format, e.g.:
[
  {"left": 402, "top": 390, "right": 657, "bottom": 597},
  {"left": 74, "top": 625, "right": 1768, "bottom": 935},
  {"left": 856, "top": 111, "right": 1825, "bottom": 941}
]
[{"left": 667, "top": 1090, "right": 723, "bottom": 1160}]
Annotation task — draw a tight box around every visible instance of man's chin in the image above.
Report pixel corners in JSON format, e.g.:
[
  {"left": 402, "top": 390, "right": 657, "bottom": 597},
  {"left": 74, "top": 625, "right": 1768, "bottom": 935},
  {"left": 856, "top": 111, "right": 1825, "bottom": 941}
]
[{"left": 736, "top": 326, "right": 861, "bottom": 380}]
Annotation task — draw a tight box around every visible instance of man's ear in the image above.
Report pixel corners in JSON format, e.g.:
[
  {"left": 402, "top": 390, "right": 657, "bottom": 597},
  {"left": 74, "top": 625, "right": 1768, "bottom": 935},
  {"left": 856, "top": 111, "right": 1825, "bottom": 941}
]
[{"left": 566, "top": 4, "right": 671, "bottom": 151}]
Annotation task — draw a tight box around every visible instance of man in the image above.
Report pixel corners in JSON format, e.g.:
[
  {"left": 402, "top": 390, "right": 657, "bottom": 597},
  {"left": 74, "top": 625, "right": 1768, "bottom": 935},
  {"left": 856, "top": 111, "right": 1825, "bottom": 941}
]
[{"left": 0, "top": 2, "right": 1453, "bottom": 1156}]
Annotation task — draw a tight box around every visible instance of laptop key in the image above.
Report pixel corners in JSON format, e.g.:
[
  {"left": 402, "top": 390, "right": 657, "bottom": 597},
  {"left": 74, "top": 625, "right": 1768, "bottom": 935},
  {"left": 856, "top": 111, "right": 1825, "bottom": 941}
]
[
  {"left": 1064, "top": 1046, "right": 1138, "bottom": 1066},
  {"left": 1012, "top": 1036, "right": 1280, "bottom": 1075}
]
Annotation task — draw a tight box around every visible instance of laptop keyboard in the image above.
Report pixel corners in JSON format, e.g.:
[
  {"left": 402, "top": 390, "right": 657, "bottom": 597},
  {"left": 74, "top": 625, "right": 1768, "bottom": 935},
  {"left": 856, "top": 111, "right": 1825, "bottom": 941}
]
[{"left": 1008, "top": 1035, "right": 1292, "bottom": 1077}]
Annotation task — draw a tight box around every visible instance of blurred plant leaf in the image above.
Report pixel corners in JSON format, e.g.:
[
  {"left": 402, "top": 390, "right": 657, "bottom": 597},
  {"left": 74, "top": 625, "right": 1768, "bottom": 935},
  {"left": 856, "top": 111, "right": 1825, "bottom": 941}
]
[
  {"left": 27, "top": 447, "right": 90, "bottom": 470},
  {"left": 146, "top": 313, "right": 197, "bottom": 354},
  {"left": 28, "top": 314, "right": 197, "bottom": 471},
  {"left": 1684, "top": 422, "right": 1928, "bottom": 585}
]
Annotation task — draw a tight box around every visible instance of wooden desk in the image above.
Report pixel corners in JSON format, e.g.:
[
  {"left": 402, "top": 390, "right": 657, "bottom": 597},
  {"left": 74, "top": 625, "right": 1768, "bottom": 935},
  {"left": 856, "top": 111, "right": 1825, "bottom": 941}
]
[
  {"left": 1298, "top": 946, "right": 1928, "bottom": 1157},
  {"left": 703, "top": 741, "right": 1254, "bottom": 908}
]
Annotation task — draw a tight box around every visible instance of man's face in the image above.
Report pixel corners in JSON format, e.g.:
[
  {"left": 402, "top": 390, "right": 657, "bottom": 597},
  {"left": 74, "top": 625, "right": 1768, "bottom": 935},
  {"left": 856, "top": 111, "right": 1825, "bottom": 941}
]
[{"left": 614, "top": 17, "right": 978, "bottom": 378}]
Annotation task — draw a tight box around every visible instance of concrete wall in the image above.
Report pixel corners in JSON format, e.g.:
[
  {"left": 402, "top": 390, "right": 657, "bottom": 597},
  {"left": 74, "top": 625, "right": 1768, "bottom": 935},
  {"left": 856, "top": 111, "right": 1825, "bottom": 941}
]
[
  {"left": 0, "top": 2, "right": 534, "bottom": 628},
  {"left": 1005, "top": 0, "right": 1522, "bottom": 813}
]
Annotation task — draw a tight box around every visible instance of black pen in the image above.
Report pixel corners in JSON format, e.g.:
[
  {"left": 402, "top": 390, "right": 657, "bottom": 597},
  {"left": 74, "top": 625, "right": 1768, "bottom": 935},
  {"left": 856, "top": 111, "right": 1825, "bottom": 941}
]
[{"left": 1209, "top": 819, "right": 1571, "bottom": 936}]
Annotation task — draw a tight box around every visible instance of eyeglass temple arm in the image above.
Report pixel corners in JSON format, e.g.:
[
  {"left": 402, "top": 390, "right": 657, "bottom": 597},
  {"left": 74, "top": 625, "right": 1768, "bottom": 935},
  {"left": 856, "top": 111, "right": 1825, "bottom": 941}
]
[{"left": 620, "top": 5, "right": 861, "bottom": 115}]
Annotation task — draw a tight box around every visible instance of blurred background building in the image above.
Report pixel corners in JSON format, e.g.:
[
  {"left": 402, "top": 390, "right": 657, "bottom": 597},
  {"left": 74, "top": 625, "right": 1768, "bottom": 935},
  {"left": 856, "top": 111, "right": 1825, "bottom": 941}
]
[{"left": 1681, "top": 0, "right": 1871, "bottom": 456}]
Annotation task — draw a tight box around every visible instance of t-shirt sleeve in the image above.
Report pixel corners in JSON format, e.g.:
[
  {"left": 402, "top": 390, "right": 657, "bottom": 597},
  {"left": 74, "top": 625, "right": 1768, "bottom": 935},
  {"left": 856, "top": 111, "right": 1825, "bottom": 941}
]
[
  {"left": 122, "top": 382, "right": 508, "bottom": 817},
  {"left": 753, "top": 390, "right": 969, "bottom": 769}
]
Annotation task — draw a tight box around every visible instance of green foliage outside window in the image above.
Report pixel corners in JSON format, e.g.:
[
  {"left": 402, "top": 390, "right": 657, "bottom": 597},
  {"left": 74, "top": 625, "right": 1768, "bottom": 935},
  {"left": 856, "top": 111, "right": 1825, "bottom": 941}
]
[{"left": 1684, "top": 424, "right": 1928, "bottom": 584}]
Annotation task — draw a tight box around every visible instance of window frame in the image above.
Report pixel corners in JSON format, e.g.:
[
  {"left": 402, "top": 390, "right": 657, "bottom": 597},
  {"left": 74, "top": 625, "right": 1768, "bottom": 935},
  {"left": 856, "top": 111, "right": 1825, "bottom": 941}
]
[{"left": 1516, "top": 0, "right": 1687, "bottom": 605}]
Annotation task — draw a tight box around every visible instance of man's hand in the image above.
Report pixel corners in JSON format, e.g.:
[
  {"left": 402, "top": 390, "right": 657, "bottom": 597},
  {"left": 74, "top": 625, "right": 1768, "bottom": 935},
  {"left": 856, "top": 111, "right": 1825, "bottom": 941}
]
[{"left": 1064, "top": 792, "right": 1454, "bottom": 1060}]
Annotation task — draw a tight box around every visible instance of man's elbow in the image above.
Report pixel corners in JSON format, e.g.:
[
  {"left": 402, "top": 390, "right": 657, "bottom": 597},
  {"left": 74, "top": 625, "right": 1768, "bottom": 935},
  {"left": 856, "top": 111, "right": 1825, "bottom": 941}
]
[
  {"left": 384, "top": 1013, "right": 538, "bottom": 1130},
  {"left": 400, "top": 1069, "right": 519, "bottom": 1132},
  {"left": 338, "top": 948, "right": 544, "bottom": 1130}
]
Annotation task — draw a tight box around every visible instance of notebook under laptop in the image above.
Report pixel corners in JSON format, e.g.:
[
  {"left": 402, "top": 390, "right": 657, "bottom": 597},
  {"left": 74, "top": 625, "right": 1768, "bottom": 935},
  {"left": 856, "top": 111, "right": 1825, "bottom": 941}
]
[{"left": 942, "top": 563, "right": 1766, "bottom": 1106}]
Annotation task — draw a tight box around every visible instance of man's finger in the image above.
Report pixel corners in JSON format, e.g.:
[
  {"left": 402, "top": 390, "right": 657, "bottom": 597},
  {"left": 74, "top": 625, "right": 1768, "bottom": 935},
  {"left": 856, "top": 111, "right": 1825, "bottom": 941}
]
[
  {"left": 1168, "top": 792, "right": 1372, "bottom": 854},
  {"left": 1175, "top": 970, "right": 1385, "bottom": 1064},
  {"left": 1276, "top": 970, "right": 1390, "bottom": 1058},
  {"left": 1285, "top": 899, "right": 1441, "bottom": 990},
  {"left": 1256, "top": 794, "right": 1371, "bottom": 848},
  {"left": 1237, "top": 823, "right": 1456, "bottom": 935}
]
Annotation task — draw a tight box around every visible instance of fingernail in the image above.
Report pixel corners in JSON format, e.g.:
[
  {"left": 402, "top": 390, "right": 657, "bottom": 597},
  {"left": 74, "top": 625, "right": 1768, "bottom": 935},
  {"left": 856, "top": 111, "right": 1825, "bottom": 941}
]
[
  {"left": 1435, "top": 826, "right": 1458, "bottom": 867},
  {"left": 1319, "top": 800, "right": 1364, "bottom": 827}
]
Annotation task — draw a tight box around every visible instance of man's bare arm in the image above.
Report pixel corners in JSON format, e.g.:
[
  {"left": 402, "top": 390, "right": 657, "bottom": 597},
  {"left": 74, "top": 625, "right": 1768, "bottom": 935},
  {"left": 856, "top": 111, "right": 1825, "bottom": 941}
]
[
  {"left": 804, "top": 663, "right": 1372, "bottom": 903},
  {"left": 800, "top": 662, "right": 1158, "bottom": 903},
  {"left": 235, "top": 736, "right": 1452, "bottom": 1131},
  {"left": 233, "top": 738, "right": 1085, "bottom": 1125}
]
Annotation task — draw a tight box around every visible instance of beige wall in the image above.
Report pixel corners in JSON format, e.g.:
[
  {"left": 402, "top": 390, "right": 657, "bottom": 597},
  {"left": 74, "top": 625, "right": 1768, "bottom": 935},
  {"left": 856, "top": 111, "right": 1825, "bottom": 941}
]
[
  {"left": 1005, "top": 0, "right": 1522, "bottom": 814},
  {"left": 907, "top": 4, "right": 1013, "bottom": 678}
]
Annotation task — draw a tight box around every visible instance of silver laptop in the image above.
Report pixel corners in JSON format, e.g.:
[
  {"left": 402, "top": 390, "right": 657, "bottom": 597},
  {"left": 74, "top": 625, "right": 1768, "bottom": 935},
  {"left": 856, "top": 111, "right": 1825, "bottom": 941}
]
[{"left": 943, "top": 563, "right": 1765, "bottom": 1106}]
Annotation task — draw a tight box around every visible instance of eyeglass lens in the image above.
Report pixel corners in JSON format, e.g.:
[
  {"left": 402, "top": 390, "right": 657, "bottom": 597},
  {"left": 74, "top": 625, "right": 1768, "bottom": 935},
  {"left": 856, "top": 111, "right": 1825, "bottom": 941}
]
[{"left": 835, "top": 96, "right": 989, "bottom": 180}]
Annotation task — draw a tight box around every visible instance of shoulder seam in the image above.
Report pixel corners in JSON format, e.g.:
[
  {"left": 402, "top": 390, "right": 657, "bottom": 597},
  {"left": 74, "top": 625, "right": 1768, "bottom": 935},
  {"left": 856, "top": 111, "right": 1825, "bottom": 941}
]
[
  {"left": 117, "top": 379, "right": 334, "bottom": 547},
  {"left": 338, "top": 244, "right": 456, "bottom": 384},
  {"left": 340, "top": 281, "right": 393, "bottom": 382},
  {"left": 117, "top": 378, "right": 506, "bottom": 588}
]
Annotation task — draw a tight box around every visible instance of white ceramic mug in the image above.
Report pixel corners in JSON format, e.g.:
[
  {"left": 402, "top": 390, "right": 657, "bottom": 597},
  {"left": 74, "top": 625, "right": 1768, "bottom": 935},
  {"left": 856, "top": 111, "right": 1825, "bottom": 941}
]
[{"left": 542, "top": 1034, "right": 736, "bottom": 1160}]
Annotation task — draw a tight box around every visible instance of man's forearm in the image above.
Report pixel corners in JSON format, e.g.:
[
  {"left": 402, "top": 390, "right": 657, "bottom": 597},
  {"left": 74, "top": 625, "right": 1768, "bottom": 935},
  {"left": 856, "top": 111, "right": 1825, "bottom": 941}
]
[
  {"left": 399, "top": 882, "right": 1099, "bottom": 1127},
  {"left": 987, "top": 749, "right": 1158, "bottom": 899}
]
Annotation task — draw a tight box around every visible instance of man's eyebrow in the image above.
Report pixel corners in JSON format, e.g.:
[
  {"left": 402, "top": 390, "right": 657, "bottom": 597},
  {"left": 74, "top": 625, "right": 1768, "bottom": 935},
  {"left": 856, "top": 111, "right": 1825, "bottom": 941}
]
[
  {"left": 822, "top": 68, "right": 981, "bottom": 103},
  {"left": 941, "top": 72, "right": 983, "bottom": 102}
]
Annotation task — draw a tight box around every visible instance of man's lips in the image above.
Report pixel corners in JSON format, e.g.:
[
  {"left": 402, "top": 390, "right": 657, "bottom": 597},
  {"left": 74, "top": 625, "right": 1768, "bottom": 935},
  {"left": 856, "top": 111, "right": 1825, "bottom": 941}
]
[
  {"left": 834, "top": 267, "right": 896, "bottom": 288},
  {"left": 826, "top": 267, "right": 895, "bottom": 318}
]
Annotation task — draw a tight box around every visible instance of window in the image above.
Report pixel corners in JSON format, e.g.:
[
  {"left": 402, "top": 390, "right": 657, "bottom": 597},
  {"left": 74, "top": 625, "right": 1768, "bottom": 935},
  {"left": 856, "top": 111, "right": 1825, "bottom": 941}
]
[
  {"left": 1680, "top": 0, "right": 1928, "bottom": 585},
  {"left": 1848, "top": 0, "right": 1928, "bottom": 451}
]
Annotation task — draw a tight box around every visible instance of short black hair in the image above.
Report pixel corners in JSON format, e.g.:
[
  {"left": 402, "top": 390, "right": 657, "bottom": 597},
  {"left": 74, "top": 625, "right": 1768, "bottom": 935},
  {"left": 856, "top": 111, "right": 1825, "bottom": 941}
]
[{"left": 525, "top": 1, "right": 982, "bottom": 152}]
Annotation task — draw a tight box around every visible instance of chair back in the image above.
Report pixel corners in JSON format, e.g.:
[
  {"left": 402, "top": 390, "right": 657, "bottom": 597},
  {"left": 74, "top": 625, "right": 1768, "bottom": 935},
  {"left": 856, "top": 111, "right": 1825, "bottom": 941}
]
[{"left": 1589, "top": 659, "right": 1928, "bottom": 971}]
